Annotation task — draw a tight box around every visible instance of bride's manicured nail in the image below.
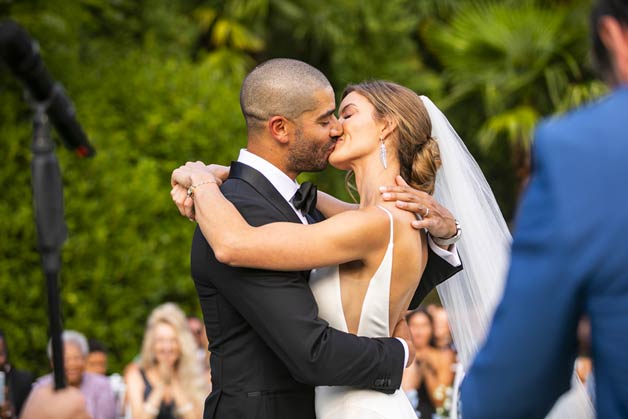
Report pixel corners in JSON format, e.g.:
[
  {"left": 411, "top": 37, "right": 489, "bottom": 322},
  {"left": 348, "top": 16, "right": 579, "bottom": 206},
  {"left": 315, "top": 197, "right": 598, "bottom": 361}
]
[
  {"left": 382, "top": 193, "right": 391, "bottom": 199},
  {"left": 396, "top": 200, "right": 406, "bottom": 207},
  {"left": 379, "top": 186, "right": 387, "bottom": 192}
]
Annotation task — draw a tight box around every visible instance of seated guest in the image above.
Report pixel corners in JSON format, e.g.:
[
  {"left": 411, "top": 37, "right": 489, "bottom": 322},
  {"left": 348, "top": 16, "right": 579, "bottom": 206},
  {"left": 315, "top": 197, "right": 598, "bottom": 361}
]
[
  {"left": 34, "top": 330, "right": 116, "bottom": 419},
  {"left": 86, "top": 339, "right": 109, "bottom": 375},
  {"left": 125, "top": 303, "right": 206, "bottom": 419},
  {"left": 0, "top": 330, "right": 33, "bottom": 418}
]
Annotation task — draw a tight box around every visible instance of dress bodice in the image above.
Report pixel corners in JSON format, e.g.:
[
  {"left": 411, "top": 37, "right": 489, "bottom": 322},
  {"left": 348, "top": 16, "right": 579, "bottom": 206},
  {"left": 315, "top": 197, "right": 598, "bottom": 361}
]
[
  {"left": 309, "top": 206, "right": 417, "bottom": 419},
  {"left": 310, "top": 206, "right": 394, "bottom": 338}
]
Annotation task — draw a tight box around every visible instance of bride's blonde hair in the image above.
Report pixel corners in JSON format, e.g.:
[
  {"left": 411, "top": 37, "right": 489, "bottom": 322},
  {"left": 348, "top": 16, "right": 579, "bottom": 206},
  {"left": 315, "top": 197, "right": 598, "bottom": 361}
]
[
  {"left": 342, "top": 81, "right": 441, "bottom": 195},
  {"left": 139, "top": 302, "right": 207, "bottom": 403}
]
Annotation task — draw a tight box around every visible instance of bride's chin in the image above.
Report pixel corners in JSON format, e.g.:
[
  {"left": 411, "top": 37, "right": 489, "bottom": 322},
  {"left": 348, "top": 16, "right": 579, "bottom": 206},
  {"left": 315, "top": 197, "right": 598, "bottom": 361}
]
[{"left": 328, "top": 155, "right": 350, "bottom": 171}]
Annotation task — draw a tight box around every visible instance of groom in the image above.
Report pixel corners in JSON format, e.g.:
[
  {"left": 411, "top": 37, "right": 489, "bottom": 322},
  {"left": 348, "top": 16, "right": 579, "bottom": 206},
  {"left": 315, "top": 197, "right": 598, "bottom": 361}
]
[{"left": 172, "top": 59, "right": 462, "bottom": 419}]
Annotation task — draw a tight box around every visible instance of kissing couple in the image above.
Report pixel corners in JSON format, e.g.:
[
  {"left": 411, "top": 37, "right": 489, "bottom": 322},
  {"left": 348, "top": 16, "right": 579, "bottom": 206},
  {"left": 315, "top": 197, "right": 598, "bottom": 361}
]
[{"left": 170, "top": 59, "right": 586, "bottom": 419}]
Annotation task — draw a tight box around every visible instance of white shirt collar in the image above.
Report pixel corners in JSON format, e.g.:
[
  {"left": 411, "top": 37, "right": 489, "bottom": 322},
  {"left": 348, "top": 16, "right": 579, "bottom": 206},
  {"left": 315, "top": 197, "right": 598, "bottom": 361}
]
[{"left": 237, "top": 149, "right": 300, "bottom": 203}]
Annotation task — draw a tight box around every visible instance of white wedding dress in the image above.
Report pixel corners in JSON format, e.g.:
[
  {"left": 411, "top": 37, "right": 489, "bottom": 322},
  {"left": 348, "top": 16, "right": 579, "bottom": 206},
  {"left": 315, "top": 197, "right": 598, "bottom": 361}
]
[{"left": 309, "top": 205, "right": 417, "bottom": 419}]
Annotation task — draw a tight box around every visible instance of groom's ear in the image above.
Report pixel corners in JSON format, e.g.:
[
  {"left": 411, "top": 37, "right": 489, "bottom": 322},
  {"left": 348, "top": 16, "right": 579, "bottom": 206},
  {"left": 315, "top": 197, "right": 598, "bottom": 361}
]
[{"left": 268, "top": 116, "right": 291, "bottom": 144}]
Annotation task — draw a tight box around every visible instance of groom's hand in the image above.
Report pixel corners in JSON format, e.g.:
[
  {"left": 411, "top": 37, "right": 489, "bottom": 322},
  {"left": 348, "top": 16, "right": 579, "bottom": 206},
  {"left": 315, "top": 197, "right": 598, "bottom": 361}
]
[
  {"left": 380, "top": 176, "right": 457, "bottom": 240},
  {"left": 392, "top": 317, "right": 415, "bottom": 368}
]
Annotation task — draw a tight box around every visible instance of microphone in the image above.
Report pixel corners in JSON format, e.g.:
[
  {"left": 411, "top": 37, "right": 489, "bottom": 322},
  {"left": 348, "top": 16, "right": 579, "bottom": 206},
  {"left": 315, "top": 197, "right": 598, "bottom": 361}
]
[{"left": 0, "top": 20, "right": 95, "bottom": 157}]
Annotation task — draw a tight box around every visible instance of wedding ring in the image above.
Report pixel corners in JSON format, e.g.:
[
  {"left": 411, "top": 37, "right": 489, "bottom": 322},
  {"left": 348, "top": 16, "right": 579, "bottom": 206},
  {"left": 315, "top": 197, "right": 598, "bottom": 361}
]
[{"left": 423, "top": 207, "right": 430, "bottom": 217}]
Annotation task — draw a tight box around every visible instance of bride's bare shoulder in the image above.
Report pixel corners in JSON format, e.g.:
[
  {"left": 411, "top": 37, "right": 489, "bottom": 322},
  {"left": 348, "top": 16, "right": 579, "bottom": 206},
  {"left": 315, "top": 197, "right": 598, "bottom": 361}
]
[{"left": 332, "top": 205, "right": 393, "bottom": 240}]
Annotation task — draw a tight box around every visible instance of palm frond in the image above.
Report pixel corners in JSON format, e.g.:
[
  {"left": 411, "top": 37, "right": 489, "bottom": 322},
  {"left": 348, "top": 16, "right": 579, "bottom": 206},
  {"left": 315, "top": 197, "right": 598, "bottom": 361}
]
[{"left": 479, "top": 105, "right": 540, "bottom": 151}]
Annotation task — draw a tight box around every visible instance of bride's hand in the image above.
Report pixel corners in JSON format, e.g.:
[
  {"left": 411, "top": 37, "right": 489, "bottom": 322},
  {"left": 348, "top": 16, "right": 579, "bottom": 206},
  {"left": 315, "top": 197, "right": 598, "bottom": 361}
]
[
  {"left": 380, "top": 176, "right": 457, "bottom": 240},
  {"left": 170, "top": 162, "right": 229, "bottom": 221},
  {"left": 171, "top": 161, "right": 227, "bottom": 188},
  {"left": 205, "top": 163, "right": 230, "bottom": 183}
]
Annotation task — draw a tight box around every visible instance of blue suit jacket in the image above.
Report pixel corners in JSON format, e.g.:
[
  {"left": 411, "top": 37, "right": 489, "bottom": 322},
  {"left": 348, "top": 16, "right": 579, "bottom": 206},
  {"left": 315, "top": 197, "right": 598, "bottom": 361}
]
[{"left": 461, "top": 86, "right": 628, "bottom": 419}]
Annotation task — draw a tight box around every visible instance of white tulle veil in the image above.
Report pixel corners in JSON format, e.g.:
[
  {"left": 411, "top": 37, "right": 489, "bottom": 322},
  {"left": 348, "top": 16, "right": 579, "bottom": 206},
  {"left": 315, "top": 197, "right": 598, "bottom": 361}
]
[{"left": 419, "top": 96, "right": 594, "bottom": 419}]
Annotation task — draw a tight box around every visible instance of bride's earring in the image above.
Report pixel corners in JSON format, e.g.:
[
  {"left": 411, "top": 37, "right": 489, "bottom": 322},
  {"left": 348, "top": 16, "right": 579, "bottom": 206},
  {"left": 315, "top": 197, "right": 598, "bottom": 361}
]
[{"left": 379, "top": 138, "right": 388, "bottom": 169}]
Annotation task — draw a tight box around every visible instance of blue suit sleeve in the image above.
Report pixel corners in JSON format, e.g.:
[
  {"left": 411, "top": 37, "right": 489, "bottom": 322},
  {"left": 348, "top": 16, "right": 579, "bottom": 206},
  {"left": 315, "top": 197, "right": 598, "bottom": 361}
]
[{"left": 460, "top": 127, "right": 584, "bottom": 418}]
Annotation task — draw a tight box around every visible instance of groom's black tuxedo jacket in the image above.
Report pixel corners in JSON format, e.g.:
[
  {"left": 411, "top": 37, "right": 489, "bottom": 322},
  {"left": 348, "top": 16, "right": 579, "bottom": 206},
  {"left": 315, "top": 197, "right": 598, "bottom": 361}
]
[{"left": 191, "top": 162, "right": 461, "bottom": 419}]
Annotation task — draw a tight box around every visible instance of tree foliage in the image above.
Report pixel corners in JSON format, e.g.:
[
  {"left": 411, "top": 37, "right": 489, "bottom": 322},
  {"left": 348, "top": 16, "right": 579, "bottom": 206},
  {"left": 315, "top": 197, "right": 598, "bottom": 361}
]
[{"left": 0, "top": 0, "right": 603, "bottom": 376}]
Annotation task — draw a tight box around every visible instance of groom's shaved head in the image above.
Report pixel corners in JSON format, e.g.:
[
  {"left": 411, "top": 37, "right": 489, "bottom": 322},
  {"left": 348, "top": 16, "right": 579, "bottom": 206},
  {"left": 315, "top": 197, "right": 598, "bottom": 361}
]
[{"left": 240, "top": 59, "right": 332, "bottom": 131}]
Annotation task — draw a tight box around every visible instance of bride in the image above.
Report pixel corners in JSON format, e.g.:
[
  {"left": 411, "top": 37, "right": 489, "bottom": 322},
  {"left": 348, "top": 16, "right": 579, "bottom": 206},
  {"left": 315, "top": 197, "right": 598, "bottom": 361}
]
[{"left": 171, "top": 80, "right": 592, "bottom": 419}]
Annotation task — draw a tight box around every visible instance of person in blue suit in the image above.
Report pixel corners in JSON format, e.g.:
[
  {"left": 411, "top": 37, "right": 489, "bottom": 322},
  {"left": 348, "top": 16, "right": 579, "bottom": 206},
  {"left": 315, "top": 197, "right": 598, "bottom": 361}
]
[{"left": 461, "top": 0, "right": 628, "bottom": 418}]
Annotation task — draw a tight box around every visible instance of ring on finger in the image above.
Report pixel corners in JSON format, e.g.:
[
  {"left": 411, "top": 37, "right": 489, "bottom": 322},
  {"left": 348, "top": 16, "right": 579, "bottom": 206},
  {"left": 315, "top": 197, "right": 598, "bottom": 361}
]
[{"left": 423, "top": 207, "right": 430, "bottom": 217}]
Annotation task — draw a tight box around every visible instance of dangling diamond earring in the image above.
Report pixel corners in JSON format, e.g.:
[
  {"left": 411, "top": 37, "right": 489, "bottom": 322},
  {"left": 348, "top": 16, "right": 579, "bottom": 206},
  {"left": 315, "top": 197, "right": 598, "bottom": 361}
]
[{"left": 379, "top": 138, "right": 388, "bottom": 169}]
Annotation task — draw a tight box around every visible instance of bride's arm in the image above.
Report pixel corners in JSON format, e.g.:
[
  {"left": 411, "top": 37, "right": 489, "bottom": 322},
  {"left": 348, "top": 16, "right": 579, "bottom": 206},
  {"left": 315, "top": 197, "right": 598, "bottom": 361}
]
[
  {"left": 168, "top": 162, "right": 444, "bottom": 227},
  {"left": 197, "top": 185, "right": 387, "bottom": 271},
  {"left": 173, "top": 166, "right": 389, "bottom": 272}
]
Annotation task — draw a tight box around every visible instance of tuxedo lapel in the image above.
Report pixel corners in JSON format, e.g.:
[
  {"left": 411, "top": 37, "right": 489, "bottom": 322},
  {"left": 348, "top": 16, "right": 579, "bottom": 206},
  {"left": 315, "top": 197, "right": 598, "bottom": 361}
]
[{"left": 229, "top": 161, "right": 303, "bottom": 224}]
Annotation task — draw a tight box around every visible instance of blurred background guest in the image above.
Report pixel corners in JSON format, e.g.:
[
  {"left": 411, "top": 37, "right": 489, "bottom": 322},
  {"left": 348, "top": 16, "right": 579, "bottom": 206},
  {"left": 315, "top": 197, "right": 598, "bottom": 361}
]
[
  {"left": 85, "top": 338, "right": 128, "bottom": 418},
  {"left": 430, "top": 306, "right": 455, "bottom": 351},
  {"left": 34, "top": 330, "right": 115, "bottom": 419},
  {"left": 20, "top": 385, "right": 91, "bottom": 419},
  {"left": 402, "top": 308, "right": 456, "bottom": 419},
  {"left": 125, "top": 303, "right": 206, "bottom": 419},
  {"left": 86, "top": 339, "right": 109, "bottom": 375},
  {"left": 0, "top": 330, "right": 33, "bottom": 419},
  {"left": 186, "top": 315, "right": 211, "bottom": 389}
]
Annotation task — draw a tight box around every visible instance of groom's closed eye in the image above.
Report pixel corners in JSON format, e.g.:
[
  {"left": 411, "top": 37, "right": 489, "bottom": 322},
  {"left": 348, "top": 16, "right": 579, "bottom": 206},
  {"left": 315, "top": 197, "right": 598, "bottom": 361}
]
[{"left": 316, "top": 109, "right": 336, "bottom": 126}]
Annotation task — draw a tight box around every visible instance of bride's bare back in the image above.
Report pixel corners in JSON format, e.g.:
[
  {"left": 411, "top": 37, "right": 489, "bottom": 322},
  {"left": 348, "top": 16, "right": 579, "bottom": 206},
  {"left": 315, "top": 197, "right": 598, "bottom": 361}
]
[{"left": 339, "top": 203, "right": 427, "bottom": 335}]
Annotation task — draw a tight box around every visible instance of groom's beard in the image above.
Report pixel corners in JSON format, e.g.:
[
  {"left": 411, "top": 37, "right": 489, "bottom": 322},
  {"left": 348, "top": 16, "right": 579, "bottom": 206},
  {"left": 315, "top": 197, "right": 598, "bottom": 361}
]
[{"left": 287, "top": 127, "right": 334, "bottom": 173}]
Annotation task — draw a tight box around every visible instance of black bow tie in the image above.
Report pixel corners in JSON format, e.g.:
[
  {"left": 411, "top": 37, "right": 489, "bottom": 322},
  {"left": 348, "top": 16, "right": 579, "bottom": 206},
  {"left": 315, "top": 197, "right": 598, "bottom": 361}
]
[{"left": 291, "top": 182, "right": 318, "bottom": 215}]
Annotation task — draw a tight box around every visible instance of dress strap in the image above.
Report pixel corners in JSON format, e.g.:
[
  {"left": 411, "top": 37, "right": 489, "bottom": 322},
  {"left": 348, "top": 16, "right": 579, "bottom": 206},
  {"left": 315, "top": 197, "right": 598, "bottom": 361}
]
[{"left": 376, "top": 205, "right": 394, "bottom": 245}]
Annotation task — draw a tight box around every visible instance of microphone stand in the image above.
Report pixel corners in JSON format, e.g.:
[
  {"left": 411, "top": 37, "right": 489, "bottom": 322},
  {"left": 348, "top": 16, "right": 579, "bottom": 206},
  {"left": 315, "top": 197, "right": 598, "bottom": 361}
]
[{"left": 29, "top": 85, "right": 68, "bottom": 390}]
